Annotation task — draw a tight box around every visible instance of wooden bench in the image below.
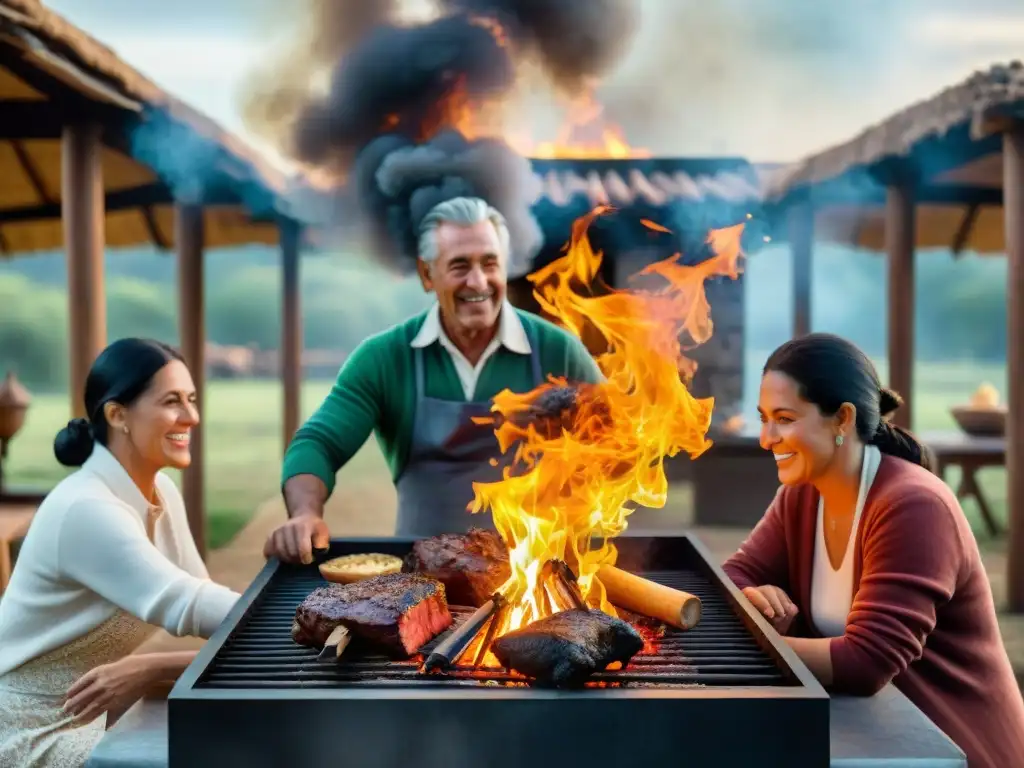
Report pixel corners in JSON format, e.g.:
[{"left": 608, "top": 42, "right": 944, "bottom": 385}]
[{"left": 0, "top": 504, "right": 36, "bottom": 594}]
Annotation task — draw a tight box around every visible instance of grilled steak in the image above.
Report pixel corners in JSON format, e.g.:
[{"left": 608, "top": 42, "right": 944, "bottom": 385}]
[
  {"left": 492, "top": 609, "right": 645, "bottom": 687},
  {"left": 511, "top": 383, "right": 611, "bottom": 440},
  {"left": 292, "top": 573, "right": 453, "bottom": 657},
  {"left": 402, "top": 528, "right": 511, "bottom": 607}
]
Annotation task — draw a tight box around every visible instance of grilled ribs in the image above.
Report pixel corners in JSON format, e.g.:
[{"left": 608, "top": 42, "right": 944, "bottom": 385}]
[
  {"left": 401, "top": 528, "right": 511, "bottom": 607},
  {"left": 491, "top": 609, "right": 645, "bottom": 687},
  {"left": 292, "top": 573, "right": 453, "bottom": 658}
]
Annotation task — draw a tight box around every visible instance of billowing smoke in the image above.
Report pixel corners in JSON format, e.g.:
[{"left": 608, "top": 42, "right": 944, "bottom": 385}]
[
  {"left": 352, "top": 131, "right": 543, "bottom": 277},
  {"left": 247, "top": 0, "right": 637, "bottom": 275}
]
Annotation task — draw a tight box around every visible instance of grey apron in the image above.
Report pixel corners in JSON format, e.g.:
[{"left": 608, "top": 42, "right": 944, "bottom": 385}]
[{"left": 394, "top": 327, "right": 543, "bottom": 538}]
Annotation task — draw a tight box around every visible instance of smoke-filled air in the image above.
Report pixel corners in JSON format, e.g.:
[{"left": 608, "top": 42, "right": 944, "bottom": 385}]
[{"left": 241, "top": 0, "right": 638, "bottom": 275}]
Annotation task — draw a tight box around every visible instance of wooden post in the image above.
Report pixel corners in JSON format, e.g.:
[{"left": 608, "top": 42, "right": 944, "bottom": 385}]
[
  {"left": 789, "top": 203, "right": 814, "bottom": 338},
  {"left": 885, "top": 183, "right": 916, "bottom": 429},
  {"left": 281, "top": 219, "right": 302, "bottom": 452},
  {"left": 1005, "top": 125, "right": 1024, "bottom": 612},
  {"left": 61, "top": 123, "right": 106, "bottom": 417},
  {"left": 176, "top": 205, "right": 206, "bottom": 560}
]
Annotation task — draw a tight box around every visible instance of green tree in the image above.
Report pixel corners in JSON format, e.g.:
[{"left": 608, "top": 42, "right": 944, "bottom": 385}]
[
  {"left": 106, "top": 277, "right": 178, "bottom": 344},
  {"left": 0, "top": 274, "right": 68, "bottom": 391},
  {"left": 205, "top": 266, "right": 281, "bottom": 349}
]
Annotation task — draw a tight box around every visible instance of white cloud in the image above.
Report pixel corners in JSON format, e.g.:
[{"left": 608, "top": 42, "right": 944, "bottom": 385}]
[{"left": 916, "top": 14, "right": 1024, "bottom": 46}]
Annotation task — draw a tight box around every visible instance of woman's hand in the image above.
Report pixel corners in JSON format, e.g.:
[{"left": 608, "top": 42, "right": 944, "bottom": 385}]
[
  {"left": 742, "top": 585, "right": 799, "bottom": 635},
  {"left": 63, "top": 655, "right": 153, "bottom": 725}
]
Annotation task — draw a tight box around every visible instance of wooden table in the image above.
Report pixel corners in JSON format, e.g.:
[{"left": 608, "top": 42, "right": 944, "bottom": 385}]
[{"left": 922, "top": 431, "right": 1006, "bottom": 537}]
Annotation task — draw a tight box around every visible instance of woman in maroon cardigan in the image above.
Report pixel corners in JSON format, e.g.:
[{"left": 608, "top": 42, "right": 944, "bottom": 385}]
[{"left": 722, "top": 333, "right": 1024, "bottom": 768}]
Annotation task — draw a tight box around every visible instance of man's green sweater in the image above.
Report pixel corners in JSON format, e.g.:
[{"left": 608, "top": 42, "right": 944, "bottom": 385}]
[{"left": 281, "top": 307, "right": 603, "bottom": 494}]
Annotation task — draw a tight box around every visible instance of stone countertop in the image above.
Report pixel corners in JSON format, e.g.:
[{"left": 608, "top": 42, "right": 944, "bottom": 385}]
[{"left": 86, "top": 683, "right": 964, "bottom": 768}]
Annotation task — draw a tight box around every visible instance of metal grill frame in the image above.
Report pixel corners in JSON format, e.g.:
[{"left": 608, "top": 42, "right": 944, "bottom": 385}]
[{"left": 169, "top": 533, "right": 830, "bottom": 768}]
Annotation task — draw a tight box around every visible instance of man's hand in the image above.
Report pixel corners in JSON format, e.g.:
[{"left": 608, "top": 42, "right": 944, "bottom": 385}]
[
  {"left": 742, "top": 585, "right": 799, "bottom": 635},
  {"left": 263, "top": 514, "right": 330, "bottom": 564}
]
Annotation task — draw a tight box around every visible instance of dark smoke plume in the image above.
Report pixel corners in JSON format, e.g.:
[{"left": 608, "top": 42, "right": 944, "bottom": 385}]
[
  {"left": 279, "top": 0, "right": 636, "bottom": 274},
  {"left": 352, "top": 130, "right": 542, "bottom": 277},
  {"left": 437, "top": 0, "right": 638, "bottom": 92}
]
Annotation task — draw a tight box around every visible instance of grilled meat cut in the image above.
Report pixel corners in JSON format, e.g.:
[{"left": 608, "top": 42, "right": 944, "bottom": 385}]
[
  {"left": 491, "top": 609, "right": 645, "bottom": 687},
  {"left": 292, "top": 573, "right": 453, "bottom": 657},
  {"left": 402, "top": 528, "right": 511, "bottom": 607},
  {"left": 511, "top": 383, "right": 611, "bottom": 440}
]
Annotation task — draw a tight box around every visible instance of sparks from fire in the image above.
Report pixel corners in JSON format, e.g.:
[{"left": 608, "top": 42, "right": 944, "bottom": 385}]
[{"left": 470, "top": 206, "right": 746, "bottom": 642}]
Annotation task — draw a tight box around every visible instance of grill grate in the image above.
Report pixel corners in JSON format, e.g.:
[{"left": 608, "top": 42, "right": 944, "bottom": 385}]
[
  {"left": 197, "top": 568, "right": 793, "bottom": 690},
  {"left": 171, "top": 536, "right": 831, "bottom": 768}
]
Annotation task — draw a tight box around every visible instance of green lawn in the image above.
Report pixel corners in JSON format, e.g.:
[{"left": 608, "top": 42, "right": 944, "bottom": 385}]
[{"left": 2, "top": 360, "right": 1009, "bottom": 549}]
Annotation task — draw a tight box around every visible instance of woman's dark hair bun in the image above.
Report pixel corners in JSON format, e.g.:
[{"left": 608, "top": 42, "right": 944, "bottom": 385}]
[
  {"left": 879, "top": 387, "right": 903, "bottom": 416},
  {"left": 53, "top": 417, "right": 95, "bottom": 467}
]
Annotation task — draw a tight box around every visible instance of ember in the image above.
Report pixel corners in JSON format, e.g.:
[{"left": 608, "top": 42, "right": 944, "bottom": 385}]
[{"left": 471, "top": 206, "right": 745, "bottom": 637}]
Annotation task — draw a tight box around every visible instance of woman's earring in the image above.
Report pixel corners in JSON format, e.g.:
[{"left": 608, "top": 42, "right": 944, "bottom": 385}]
[
  {"left": 835, "top": 434, "right": 844, "bottom": 447},
  {"left": 123, "top": 425, "right": 129, "bottom": 434}
]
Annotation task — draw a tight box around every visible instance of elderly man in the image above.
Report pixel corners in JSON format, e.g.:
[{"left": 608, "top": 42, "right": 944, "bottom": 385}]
[{"left": 264, "top": 196, "right": 602, "bottom": 563}]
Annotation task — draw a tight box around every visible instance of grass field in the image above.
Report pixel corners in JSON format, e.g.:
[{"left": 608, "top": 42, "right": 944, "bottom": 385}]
[{"left": 3, "top": 360, "right": 1009, "bottom": 550}]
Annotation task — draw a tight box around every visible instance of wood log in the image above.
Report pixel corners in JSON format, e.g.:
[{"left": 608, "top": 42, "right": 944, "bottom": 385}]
[{"left": 598, "top": 564, "right": 702, "bottom": 630}]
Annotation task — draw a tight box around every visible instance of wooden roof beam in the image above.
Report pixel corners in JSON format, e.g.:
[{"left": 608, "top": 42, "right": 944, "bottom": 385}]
[
  {"left": 0, "top": 182, "right": 167, "bottom": 222},
  {"left": 951, "top": 204, "right": 981, "bottom": 257},
  {"left": 10, "top": 138, "right": 54, "bottom": 202},
  {"left": 805, "top": 184, "right": 1002, "bottom": 209},
  {"left": 0, "top": 181, "right": 263, "bottom": 224},
  {"left": 0, "top": 99, "right": 76, "bottom": 139}
]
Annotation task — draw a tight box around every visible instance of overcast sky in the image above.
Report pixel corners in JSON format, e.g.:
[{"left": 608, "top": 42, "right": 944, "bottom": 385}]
[{"left": 45, "top": 0, "right": 1024, "bottom": 165}]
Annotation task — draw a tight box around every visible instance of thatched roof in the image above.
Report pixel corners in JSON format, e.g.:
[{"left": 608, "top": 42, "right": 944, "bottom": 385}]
[
  {"left": 765, "top": 62, "right": 1024, "bottom": 254},
  {"left": 0, "top": 0, "right": 301, "bottom": 256}
]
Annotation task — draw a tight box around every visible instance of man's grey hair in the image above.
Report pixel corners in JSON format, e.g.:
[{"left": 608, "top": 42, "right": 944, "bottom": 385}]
[{"left": 417, "top": 197, "right": 511, "bottom": 267}]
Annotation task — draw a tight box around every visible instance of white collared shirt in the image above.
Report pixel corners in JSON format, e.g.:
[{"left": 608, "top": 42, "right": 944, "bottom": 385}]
[
  {"left": 0, "top": 444, "right": 240, "bottom": 678},
  {"left": 410, "top": 300, "right": 531, "bottom": 400}
]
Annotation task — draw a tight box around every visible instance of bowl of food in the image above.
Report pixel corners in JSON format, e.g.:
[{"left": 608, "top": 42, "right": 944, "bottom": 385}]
[{"left": 950, "top": 383, "right": 1006, "bottom": 437}]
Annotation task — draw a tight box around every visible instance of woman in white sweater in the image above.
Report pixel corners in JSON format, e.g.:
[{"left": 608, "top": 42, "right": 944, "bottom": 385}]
[{"left": 0, "top": 338, "right": 241, "bottom": 766}]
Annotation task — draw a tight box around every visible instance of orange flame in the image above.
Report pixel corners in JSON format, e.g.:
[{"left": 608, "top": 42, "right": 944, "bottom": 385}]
[
  {"left": 470, "top": 207, "right": 745, "bottom": 637},
  {"left": 507, "top": 90, "right": 651, "bottom": 159}
]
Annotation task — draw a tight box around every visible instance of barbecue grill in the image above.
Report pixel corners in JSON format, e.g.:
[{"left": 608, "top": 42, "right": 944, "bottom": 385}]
[{"left": 169, "top": 533, "right": 829, "bottom": 767}]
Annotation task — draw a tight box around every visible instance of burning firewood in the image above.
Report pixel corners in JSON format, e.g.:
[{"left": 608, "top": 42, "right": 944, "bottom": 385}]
[
  {"left": 423, "top": 594, "right": 505, "bottom": 672},
  {"left": 541, "top": 559, "right": 587, "bottom": 612}
]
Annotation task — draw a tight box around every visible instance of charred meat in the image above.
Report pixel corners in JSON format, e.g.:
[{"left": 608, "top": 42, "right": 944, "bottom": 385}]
[
  {"left": 511, "top": 383, "right": 611, "bottom": 440},
  {"left": 292, "top": 573, "right": 453, "bottom": 657},
  {"left": 402, "top": 528, "right": 511, "bottom": 607},
  {"left": 491, "top": 609, "right": 644, "bottom": 687}
]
